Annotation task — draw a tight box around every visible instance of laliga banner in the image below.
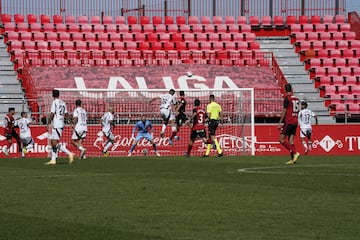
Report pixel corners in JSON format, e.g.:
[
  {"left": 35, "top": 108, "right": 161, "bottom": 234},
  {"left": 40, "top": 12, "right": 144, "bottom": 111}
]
[{"left": 1, "top": 125, "right": 360, "bottom": 157}]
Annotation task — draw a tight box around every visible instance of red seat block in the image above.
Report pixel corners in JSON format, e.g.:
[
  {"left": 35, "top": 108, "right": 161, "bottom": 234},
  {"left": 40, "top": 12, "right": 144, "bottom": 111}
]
[
  {"left": 1, "top": 14, "right": 12, "bottom": 23},
  {"left": 189, "top": 16, "right": 199, "bottom": 25},
  {"left": 299, "top": 15, "right": 309, "bottom": 24},
  {"left": 27, "top": 14, "right": 37, "bottom": 23},
  {"left": 200, "top": 16, "right": 211, "bottom": 25},
  {"left": 115, "top": 16, "right": 125, "bottom": 24},
  {"left": 53, "top": 15, "right": 63, "bottom": 24},
  {"left": 176, "top": 16, "right": 186, "bottom": 25},
  {"left": 225, "top": 16, "right": 235, "bottom": 25},
  {"left": 152, "top": 16, "right": 162, "bottom": 25},
  {"left": 213, "top": 16, "right": 223, "bottom": 24},
  {"left": 128, "top": 16, "right": 138, "bottom": 25},
  {"left": 286, "top": 15, "right": 296, "bottom": 25},
  {"left": 140, "top": 16, "right": 150, "bottom": 25},
  {"left": 164, "top": 16, "right": 174, "bottom": 25},
  {"left": 14, "top": 14, "right": 25, "bottom": 23}
]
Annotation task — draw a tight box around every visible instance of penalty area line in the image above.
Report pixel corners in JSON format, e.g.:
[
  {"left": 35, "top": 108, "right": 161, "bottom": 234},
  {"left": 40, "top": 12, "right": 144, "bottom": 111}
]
[{"left": 237, "top": 164, "right": 360, "bottom": 177}]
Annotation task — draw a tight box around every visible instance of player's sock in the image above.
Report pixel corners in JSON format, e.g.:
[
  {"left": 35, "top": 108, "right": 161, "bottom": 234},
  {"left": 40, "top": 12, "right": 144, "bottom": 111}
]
[
  {"left": 214, "top": 139, "right": 222, "bottom": 154},
  {"left": 170, "top": 131, "right": 177, "bottom": 140},
  {"left": 187, "top": 144, "right": 193, "bottom": 154},
  {"left": 103, "top": 141, "right": 113, "bottom": 152},
  {"left": 59, "top": 144, "right": 71, "bottom": 155},
  {"left": 129, "top": 144, "right": 136, "bottom": 153},
  {"left": 161, "top": 124, "right": 167, "bottom": 135},
  {"left": 290, "top": 144, "right": 296, "bottom": 153},
  {"left": 302, "top": 141, "right": 308, "bottom": 150},
  {"left": 78, "top": 145, "right": 85, "bottom": 151},
  {"left": 281, "top": 141, "right": 292, "bottom": 151},
  {"left": 308, "top": 141, "right": 312, "bottom": 151},
  {"left": 51, "top": 146, "right": 57, "bottom": 161},
  {"left": 26, "top": 144, "right": 34, "bottom": 150},
  {"left": 152, "top": 143, "right": 157, "bottom": 152},
  {"left": 205, "top": 144, "right": 211, "bottom": 156}
]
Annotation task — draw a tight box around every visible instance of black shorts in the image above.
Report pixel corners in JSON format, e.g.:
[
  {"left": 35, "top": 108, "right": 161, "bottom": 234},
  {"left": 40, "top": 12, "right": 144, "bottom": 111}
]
[
  {"left": 176, "top": 113, "right": 188, "bottom": 126},
  {"left": 208, "top": 120, "right": 219, "bottom": 136},
  {"left": 190, "top": 129, "right": 206, "bottom": 141},
  {"left": 280, "top": 123, "right": 298, "bottom": 136},
  {"left": 6, "top": 130, "right": 20, "bottom": 140}
]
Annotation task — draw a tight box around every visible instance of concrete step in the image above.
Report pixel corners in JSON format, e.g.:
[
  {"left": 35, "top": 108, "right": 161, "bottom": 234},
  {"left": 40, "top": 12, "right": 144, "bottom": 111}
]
[
  {"left": 0, "top": 88, "right": 23, "bottom": 94},
  {"left": 0, "top": 70, "right": 16, "bottom": 76},
  {"left": 280, "top": 66, "right": 308, "bottom": 75}
]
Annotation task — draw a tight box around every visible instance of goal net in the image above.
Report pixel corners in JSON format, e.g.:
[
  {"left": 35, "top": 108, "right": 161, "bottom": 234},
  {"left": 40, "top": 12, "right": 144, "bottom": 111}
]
[{"left": 37, "top": 88, "right": 255, "bottom": 157}]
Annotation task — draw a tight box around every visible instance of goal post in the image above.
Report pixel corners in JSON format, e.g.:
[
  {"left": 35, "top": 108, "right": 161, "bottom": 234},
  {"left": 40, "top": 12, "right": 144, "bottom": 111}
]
[{"left": 38, "top": 88, "right": 255, "bottom": 157}]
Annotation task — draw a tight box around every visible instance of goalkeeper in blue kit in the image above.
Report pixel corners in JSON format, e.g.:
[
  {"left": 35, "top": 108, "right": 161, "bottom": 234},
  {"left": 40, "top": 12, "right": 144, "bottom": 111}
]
[{"left": 128, "top": 115, "right": 160, "bottom": 157}]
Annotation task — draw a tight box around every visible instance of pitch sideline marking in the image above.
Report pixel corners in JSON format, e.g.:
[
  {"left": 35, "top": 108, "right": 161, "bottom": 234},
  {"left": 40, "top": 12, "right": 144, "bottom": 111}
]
[
  {"left": 0, "top": 173, "right": 113, "bottom": 179},
  {"left": 237, "top": 164, "right": 360, "bottom": 177}
]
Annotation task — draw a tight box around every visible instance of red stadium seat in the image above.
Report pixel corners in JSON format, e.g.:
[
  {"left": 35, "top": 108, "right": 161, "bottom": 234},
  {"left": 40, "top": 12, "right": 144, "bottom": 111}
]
[
  {"left": 240, "top": 25, "right": 251, "bottom": 32},
  {"left": 200, "top": 16, "right": 211, "bottom": 24},
  {"left": 36, "top": 41, "right": 49, "bottom": 51},
  {"left": 335, "top": 15, "right": 345, "bottom": 24},
  {"left": 167, "top": 24, "right": 178, "bottom": 33},
  {"left": 339, "top": 23, "right": 350, "bottom": 31},
  {"left": 29, "top": 23, "right": 42, "bottom": 32},
  {"left": 311, "top": 15, "right": 321, "bottom": 24},
  {"left": 140, "top": 16, "right": 150, "bottom": 25},
  {"left": 337, "top": 40, "right": 348, "bottom": 49},
  {"left": 164, "top": 42, "right": 175, "bottom": 50},
  {"left": 105, "top": 24, "right": 117, "bottom": 33},
  {"left": 344, "top": 32, "right": 356, "bottom": 40},
  {"left": 6, "top": 32, "right": 20, "bottom": 43},
  {"left": 14, "top": 14, "right": 25, "bottom": 23},
  {"left": 182, "top": 32, "right": 193, "bottom": 41},
  {"left": 113, "top": 42, "right": 125, "bottom": 50},
  {"left": 58, "top": 32, "right": 71, "bottom": 41},
  {"left": 302, "top": 24, "right": 313, "bottom": 32},
  {"left": 125, "top": 41, "right": 137, "bottom": 50},
  {"left": 192, "top": 24, "right": 203, "bottom": 33},
  {"left": 152, "top": 16, "right": 162, "bottom": 25},
  {"left": 53, "top": 15, "right": 63, "bottom": 24},
  {"left": 323, "top": 15, "right": 333, "bottom": 24},
  {"left": 93, "top": 24, "right": 105, "bottom": 33},
  {"left": 109, "top": 33, "right": 121, "bottom": 41},
  {"left": 78, "top": 16, "right": 88, "bottom": 24},
  {"left": 273, "top": 16, "right": 284, "bottom": 26},
  {"left": 171, "top": 33, "right": 182, "bottom": 42},
  {"left": 237, "top": 16, "right": 247, "bottom": 24},
  {"left": 334, "top": 58, "right": 346, "bottom": 67},
  {"left": 129, "top": 24, "right": 141, "bottom": 33},
  {"left": 213, "top": 16, "right": 223, "bottom": 24},
  {"left": 212, "top": 42, "right": 224, "bottom": 50},
  {"left": 46, "top": 32, "right": 59, "bottom": 41},
  {"left": 164, "top": 16, "right": 174, "bottom": 25},
  {"left": 62, "top": 40, "right": 74, "bottom": 50},
  {"left": 261, "top": 16, "right": 272, "bottom": 27},
  {"left": 16, "top": 23, "right": 29, "bottom": 32},
  {"left": 299, "top": 15, "right": 309, "bottom": 24},
  {"left": 49, "top": 41, "right": 61, "bottom": 51},
  {"left": 314, "top": 24, "right": 325, "bottom": 32},
  {"left": 39, "top": 14, "right": 50, "bottom": 24},
  {"left": 176, "top": 16, "right": 186, "bottom": 25},
  {"left": 319, "top": 32, "right": 331, "bottom": 40},
  {"left": 143, "top": 24, "right": 154, "bottom": 33},
  {"left": 103, "top": 16, "right": 113, "bottom": 24},
  {"left": 244, "top": 32, "right": 256, "bottom": 41},
  {"left": 208, "top": 33, "right": 219, "bottom": 41},
  {"left": 306, "top": 32, "right": 318, "bottom": 41},
  {"left": 286, "top": 15, "right": 296, "bottom": 25},
  {"left": 128, "top": 16, "right": 138, "bottom": 25},
  {"left": 195, "top": 33, "right": 207, "bottom": 42},
  {"left": 159, "top": 33, "right": 170, "bottom": 42},
  {"left": 65, "top": 15, "right": 75, "bottom": 24},
  {"left": 215, "top": 24, "right": 227, "bottom": 33},
  {"left": 122, "top": 32, "right": 134, "bottom": 41},
  {"left": 324, "top": 40, "right": 336, "bottom": 49},
  {"left": 312, "top": 40, "right": 324, "bottom": 50},
  {"left": 347, "top": 58, "right": 359, "bottom": 67},
  {"left": 19, "top": 32, "right": 32, "bottom": 41},
  {"left": 249, "top": 16, "right": 260, "bottom": 26},
  {"left": 332, "top": 32, "right": 343, "bottom": 41},
  {"left": 225, "top": 16, "right": 235, "bottom": 25},
  {"left": 322, "top": 58, "right": 334, "bottom": 67},
  {"left": 55, "top": 23, "right": 67, "bottom": 32},
  {"left": 327, "top": 24, "right": 338, "bottom": 32},
  {"left": 1, "top": 14, "right": 12, "bottom": 23},
  {"left": 24, "top": 41, "right": 36, "bottom": 51},
  {"left": 27, "top": 14, "right": 37, "bottom": 23},
  {"left": 179, "top": 25, "right": 191, "bottom": 33},
  {"left": 147, "top": 33, "right": 158, "bottom": 42},
  {"left": 91, "top": 16, "right": 101, "bottom": 24},
  {"left": 189, "top": 16, "right": 199, "bottom": 25},
  {"left": 115, "top": 16, "right": 125, "bottom": 24},
  {"left": 71, "top": 32, "right": 83, "bottom": 41},
  {"left": 151, "top": 42, "right": 162, "bottom": 50},
  {"left": 118, "top": 24, "right": 129, "bottom": 33}
]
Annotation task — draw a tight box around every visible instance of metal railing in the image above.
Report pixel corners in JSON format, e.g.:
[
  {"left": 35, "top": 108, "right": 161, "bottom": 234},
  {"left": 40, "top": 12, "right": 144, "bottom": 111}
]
[{"left": 0, "top": 0, "right": 346, "bottom": 24}]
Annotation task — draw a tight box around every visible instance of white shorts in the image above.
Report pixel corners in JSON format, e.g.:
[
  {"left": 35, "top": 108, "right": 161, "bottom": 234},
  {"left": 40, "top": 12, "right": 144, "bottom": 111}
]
[
  {"left": 71, "top": 130, "right": 87, "bottom": 140},
  {"left": 50, "top": 128, "right": 63, "bottom": 140},
  {"left": 300, "top": 127, "right": 312, "bottom": 138},
  {"left": 103, "top": 130, "right": 115, "bottom": 141},
  {"left": 160, "top": 108, "right": 171, "bottom": 121}
]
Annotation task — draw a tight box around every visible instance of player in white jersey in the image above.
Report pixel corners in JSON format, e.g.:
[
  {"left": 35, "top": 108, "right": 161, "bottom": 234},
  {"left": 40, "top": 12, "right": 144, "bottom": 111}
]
[
  {"left": 71, "top": 99, "right": 87, "bottom": 159},
  {"left": 101, "top": 107, "right": 115, "bottom": 157},
  {"left": 298, "top": 101, "right": 318, "bottom": 154},
  {"left": 149, "top": 89, "right": 177, "bottom": 138},
  {"left": 15, "top": 112, "right": 36, "bottom": 158},
  {"left": 45, "top": 89, "right": 74, "bottom": 165}
]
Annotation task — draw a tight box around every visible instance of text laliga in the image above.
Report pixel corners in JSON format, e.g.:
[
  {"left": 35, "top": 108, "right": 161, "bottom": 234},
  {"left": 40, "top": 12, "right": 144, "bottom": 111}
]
[{"left": 74, "top": 75, "right": 241, "bottom": 98}]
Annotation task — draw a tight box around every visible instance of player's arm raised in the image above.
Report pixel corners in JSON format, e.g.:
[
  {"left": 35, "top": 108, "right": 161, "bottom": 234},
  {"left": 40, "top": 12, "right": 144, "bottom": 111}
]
[{"left": 149, "top": 96, "right": 160, "bottom": 103}]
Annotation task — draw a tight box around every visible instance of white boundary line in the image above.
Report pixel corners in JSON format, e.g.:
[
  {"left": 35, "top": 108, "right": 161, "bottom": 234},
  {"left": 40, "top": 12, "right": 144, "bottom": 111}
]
[
  {"left": 238, "top": 164, "right": 360, "bottom": 177},
  {"left": 0, "top": 173, "right": 113, "bottom": 179}
]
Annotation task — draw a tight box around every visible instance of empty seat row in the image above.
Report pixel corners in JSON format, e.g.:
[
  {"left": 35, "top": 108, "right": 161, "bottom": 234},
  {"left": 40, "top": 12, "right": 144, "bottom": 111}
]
[
  {"left": 309, "top": 67, "right": 360, "bottom": 79},
  {"left": 8, "top": 40, "right": 260, "bottom": 53},
  {"left": 321, "top": 85, "right": 360, "bottom": 97},
  {"left": 299, "top": 49, "right": 359, "bottom": 61},
  {"left": 324, "top": 93, "right": 360, "bottom": 106},
  {"left": 314, "top": 76, "right": 360, "bottom": 88},
  {"left": 290, "top": 23, "right": 350, "bottom": 33},
  {"left": 291, "top": 31, "right": 356, "bottom": 44},
  {"left": 305, "top": 58, "right": 360, "bottom": 70},
  {"left": 5, "top": 31, "right": 256, "bottom": 43},
  {"left": 1, "top": 13, "right": 346, "bottom": 25},
  {"left": 2, "top": 22, "right": 253, "bottom": 34},
  {"left": 295, "top": 40, "right": 360, "bottom": 53}
]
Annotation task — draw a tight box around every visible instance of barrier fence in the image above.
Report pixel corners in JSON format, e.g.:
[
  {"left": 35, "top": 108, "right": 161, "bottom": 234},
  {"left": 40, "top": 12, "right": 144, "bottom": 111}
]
[{"left": 0, "top": 0, "right": 346, "bottom": 24}]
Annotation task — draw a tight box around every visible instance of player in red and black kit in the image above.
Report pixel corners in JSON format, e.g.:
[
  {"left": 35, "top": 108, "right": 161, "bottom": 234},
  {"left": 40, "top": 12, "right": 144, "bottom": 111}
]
[
  {"left": 3, "top": 107, "right": 21, "bottom": 156},
  {"left": 277, "top": 84, "right": 301, "bottom": 164},
  {"left": 184, "top": 99, "right": 208, "bottom": 157},
  {"left": 169, "top": 90, "right": 188, "bottom": 145}
]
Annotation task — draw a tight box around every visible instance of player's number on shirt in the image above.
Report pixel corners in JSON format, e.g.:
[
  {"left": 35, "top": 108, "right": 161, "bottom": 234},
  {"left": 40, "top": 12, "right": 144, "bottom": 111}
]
[
  {"left": 161, "top": 97, "right": 168, "bottom": 105},
  {"left": 304, "top": 113, "right": 311, "bottom": 124},
  {"left": 59, "top": 105, "right": 66, "bottom": 116},
  {"left": 292, "top": 100, "right": 301, "bottom": 115},
  {"left": 80, "top": 112, "right": 86, "bottom": 122}
]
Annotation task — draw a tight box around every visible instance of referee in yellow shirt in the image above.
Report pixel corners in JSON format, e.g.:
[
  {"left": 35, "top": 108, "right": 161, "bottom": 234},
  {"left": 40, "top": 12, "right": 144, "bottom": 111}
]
[{"left": 204, "top": 94, "right": 223, "bottom": 157}]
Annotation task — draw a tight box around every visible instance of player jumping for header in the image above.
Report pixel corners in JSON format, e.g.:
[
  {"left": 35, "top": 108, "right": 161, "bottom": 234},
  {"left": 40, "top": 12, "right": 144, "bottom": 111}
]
[
  {"left": 298, "top": 101, "right": 318, "bottom": 154},
  {"left": 169, "top": 90, "right": 188, "bottom": 145},
  {"left": 101, "top": 107, "right": 115, "bottom": 157},
  {"left": 15, "top": 112, "right": 37, "bottom": 158},
  {"left": 149, "top": 89, "right": 177, "bottom": 138},
  {"left": 128, "top": 115, "right": 160, "bottom": 157}
]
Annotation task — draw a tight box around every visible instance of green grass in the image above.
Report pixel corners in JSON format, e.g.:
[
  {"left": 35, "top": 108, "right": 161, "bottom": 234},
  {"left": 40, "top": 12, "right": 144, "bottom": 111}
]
[{"left": 0, "top": 155, "right": 360, "bottom": 240}]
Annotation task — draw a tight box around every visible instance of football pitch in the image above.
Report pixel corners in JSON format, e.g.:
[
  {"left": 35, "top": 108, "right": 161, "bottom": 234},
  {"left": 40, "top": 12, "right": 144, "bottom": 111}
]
[{"left": 0, "top": 155, "right": 359, "bottom": 240}]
